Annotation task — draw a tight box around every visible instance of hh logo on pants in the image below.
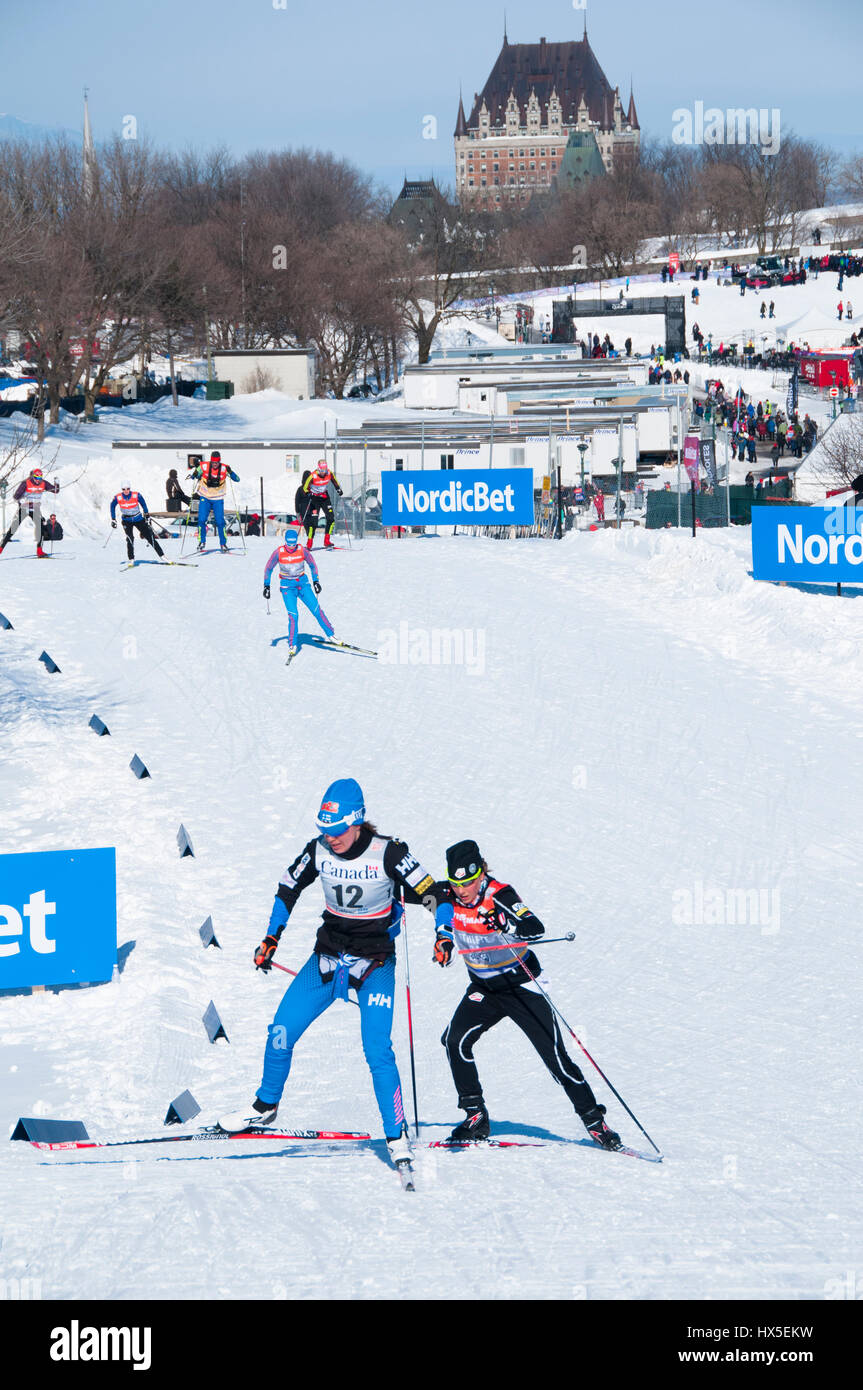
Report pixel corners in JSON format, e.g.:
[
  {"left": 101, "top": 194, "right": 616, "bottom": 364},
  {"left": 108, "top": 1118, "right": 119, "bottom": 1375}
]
[{"left": 367, "top": 993, "right": 392, "bottom": 1008}]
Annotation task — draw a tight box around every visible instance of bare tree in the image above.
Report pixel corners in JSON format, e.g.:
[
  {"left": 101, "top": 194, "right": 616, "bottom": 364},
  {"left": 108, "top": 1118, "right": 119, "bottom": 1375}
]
[
  {"left": 395, "top": 191, "right": 492, "bottom": 364},
  {"left": 807, "top": 415, "right": 863, "bottom": 492}
]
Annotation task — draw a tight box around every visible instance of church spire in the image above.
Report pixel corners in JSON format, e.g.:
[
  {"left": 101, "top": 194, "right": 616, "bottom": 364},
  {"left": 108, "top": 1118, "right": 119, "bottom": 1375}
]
[
  {"left": 82, "top": 88, "right": 95, "bottom": 200},
  {"left": 455, "top": 88, "right": 468, "bottom": 137}
]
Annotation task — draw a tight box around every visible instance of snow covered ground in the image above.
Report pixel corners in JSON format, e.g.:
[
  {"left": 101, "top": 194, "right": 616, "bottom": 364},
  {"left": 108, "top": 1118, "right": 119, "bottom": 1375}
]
[
  {"left": 1, "top": 519, "right": 862, "bottom": 1301},
  {"left": 485, "top": 253, "right": 863, "bottom": 360}
]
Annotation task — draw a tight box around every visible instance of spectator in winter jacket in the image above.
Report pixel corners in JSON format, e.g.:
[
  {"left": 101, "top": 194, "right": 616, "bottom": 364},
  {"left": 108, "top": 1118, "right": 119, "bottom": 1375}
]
[
  {"left": 246, "top": 513, "right": 261, "bottom": 537},
  {"left": 41, "top": 514, "right": 64, "bottom": 541},
  {"left": 838, "top": 302, "right": 844, "bottom": 320},
  {"left": 166, "top": 469, "right": 190, "bottom": 513}
]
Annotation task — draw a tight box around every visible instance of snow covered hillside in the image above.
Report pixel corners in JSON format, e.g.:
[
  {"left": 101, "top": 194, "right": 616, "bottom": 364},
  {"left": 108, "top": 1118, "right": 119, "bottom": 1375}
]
[{"left": 1, "top": 522, "right": 861, "bottom": 1300}]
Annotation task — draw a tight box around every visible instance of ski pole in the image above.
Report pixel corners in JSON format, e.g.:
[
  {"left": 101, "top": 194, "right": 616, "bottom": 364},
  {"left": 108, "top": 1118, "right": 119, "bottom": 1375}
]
[
  {"left": 457, "top": 933, "right": 575, "bottom": 955},
  {"left": 400, "top": 887, "right": 420, "bottom": 1139},
  {"left": 492, "top": 903, "right": 662, "bottom": 1155},
  {"left": 229, "top": 478, "right": 246, "bottom": 553}
]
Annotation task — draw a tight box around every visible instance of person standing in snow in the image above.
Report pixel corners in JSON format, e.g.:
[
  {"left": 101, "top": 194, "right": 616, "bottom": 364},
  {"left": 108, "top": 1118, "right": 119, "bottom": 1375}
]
[
  {"left": 431, "top": 839, "right": 622, "bottom": 1149},
  {"left": 110, "top": 485, "right": 165, "bottom": 562},
  {"left": 263, "top": 523, "right": 334, "bottom": 659},
  {"left": 0, "top": 467, "right": 59, "bottom": 558},
  {"left": 223, "top": 779, "right": 438, "bottom": 1171},
  {"left": 593, "top": 486, "right": 605, "bottom": 523},
  {"left": 302, "top": 460, "right": 343, "bottom": 549},
  {"left": 191, "top": 451, "right": 240, "bottom": 552}
]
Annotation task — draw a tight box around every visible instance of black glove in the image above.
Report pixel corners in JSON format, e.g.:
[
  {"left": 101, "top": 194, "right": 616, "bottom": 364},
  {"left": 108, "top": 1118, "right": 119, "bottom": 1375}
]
[
  {"left": 263, "top": 585, "right": 270, "bottom": 600},
  {"left": 313, "top": 580, "right": 321, "bottom": 594},
  {"left": 433, "top": 934, "right": 454, "bottom": 967},
  {"left": 254, "top": 935, "right": 278, "bottom": 972},
  {"left": 111, "top": 520, "right": 117, "bottom": 528}
]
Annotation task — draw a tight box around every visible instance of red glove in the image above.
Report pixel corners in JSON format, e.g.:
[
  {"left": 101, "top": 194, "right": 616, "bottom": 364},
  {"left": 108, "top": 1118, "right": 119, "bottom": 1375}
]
[
  {"left": 254, "top": 935, "right": 278, "bottom": 972},
  {"left": 433, "top": 934, "right": 454, "bottom": 967}
]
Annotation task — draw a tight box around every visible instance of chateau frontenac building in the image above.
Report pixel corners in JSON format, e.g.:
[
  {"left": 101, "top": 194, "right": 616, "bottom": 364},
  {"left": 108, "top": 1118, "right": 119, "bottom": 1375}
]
[{"left": 455, "top": 25, "right": 640, "bottom": 209}]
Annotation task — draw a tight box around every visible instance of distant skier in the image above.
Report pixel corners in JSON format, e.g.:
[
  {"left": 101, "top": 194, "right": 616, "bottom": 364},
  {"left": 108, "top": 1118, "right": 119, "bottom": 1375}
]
[
  {"left": 110, "top": 485, "right": 165, "bottom": 562},
  {"left": 432, "top": 839, "right": 622, "bottom": 1149},
  {"left": 222, "top": 779, "right": 438, "bottom": 1172},
  {"left": 0, "top": 467, "right": 59, "bottom": 558},
  {"left": 263, "top": 524, "right": 334, "bottom": 659},
  {"left": 303, "top": 460, "right": 343, "bottom": 549},
  {"left": 191, "top": 451, "right": 240, "bottom": 552},
  {"left": 295, "top": 469, "right": 312, "bottom": 531}
]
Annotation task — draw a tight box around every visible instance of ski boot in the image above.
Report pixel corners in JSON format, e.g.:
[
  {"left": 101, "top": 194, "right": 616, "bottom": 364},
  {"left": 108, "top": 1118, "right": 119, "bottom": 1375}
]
[
  {"left": 36, "top": 545, "right": 47, "bottom": 558},
  {"left": 306, "top": 534, "right": 314, "bottom": 549},
  {"left": 323, "top": 534, "right": 334, "bottom": 549},
  {"left": 196, "top": 541, "right": 206, "bottom": 553},
  {"left": 581, "top": 1104, "right": 622, "bottom": 1151},
  {"left": 220, "top": 544, "right": 228, "bottom": 553},
  {"left": 448, "top": 1096, "right": 490, "bottom": 1143},
  {"left": 218, "top": 1097, "right": 279, "bottom": 1133},
  {"left": 385, "top": 1126, "right": 413, "bottom": 1166}
]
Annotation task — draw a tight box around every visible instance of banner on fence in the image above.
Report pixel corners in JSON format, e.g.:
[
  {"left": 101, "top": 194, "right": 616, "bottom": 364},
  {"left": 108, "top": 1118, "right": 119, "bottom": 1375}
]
[
  {"left": 0, "top": 848, "right": 117, "bottom": 990},
  {"left": 381, "top": 469, "right": 534, "bottom": 526},
  {"left": 752, "top": 504, "right": 863, "bottom": 584}
]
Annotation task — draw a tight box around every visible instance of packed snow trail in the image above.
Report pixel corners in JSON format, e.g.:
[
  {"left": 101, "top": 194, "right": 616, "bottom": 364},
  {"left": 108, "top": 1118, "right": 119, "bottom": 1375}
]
[{"left": 0, "top": 529, "right": 861, "bottom": 1299}]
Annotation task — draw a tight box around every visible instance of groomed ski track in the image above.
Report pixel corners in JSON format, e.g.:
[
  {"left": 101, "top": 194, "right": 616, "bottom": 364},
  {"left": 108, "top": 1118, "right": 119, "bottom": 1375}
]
[{"left": 1, "top": 528, "right": 861, "bottom": 1300}]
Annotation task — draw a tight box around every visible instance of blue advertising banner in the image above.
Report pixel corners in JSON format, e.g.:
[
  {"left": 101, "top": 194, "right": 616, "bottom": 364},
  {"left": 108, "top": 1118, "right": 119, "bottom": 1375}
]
[
  {"left": 0, "top": 848, "right": 117, "bottom": 990},
  {"left": 752, "top": 505, "right": 863, "bottom": 584},
  {"left": 381, "top": 469, "right": 535, "bottom": 526}
]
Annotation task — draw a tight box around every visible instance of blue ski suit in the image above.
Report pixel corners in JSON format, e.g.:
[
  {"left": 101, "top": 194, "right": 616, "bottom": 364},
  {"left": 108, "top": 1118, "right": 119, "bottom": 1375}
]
[
  {"left": 257, "top": 828, "right": 437, "bottom": 1137},
  {"left": 264, "top": 540, "right": 334, "bottom": 646}
]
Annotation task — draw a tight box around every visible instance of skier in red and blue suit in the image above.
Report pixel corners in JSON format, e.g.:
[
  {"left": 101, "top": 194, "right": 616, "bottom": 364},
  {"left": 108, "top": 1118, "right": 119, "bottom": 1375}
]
[
  {"left": 263, "top": 525, "right": 334, "bottom": 656},
  {"left": 110, "top": 485, "right": 164, "bottom": 561}
]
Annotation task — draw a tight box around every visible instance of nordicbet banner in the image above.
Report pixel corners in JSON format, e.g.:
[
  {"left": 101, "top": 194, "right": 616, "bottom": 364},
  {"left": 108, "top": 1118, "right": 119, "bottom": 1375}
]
[
  {"left": 0, "top": 848, "right": 117, "bottom": 990},
  {"left": 380, "top": 470, "right": 535, "bottom": 527},
  {"left": 752, "top": 505, "right": 863, "bottom": 584}
]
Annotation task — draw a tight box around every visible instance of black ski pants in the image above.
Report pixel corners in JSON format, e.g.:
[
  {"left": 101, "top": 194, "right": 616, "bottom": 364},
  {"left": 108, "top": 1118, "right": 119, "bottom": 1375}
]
[
  {"left": 442, "top": 979, "right": 598, "bottom": 1117},
  {"left": 123, "top": 517, "right": 164, "bottom": 560},
  {"left": 305, "top": 498, "right": 335, "bottom": 541}
]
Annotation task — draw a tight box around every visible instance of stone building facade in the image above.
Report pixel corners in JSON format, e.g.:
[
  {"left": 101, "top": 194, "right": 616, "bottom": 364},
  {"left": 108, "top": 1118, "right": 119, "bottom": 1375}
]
[{"left": 455, "top": 26, "right": 640, "bottom": 209}]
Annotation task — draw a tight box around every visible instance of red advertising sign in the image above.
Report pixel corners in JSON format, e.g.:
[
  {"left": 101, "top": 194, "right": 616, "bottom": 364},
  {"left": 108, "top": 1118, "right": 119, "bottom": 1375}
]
[
  {"left": 668, "top": 252, "right": 680, "bottom": 273},
  {"left": 683, "top": 434, "right": 701, "bottom": 483}
]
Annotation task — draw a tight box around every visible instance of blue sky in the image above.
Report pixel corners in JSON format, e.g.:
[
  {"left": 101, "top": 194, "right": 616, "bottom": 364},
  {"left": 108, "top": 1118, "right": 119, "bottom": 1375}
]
[{"left": 1, "top": 0, "right": 860, "bottom": 195}]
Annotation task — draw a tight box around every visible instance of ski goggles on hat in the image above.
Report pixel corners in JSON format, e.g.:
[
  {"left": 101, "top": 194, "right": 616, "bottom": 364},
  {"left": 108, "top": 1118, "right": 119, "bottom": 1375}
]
[
  {"left": 317, "top": 805, "right": 364, "bottom": 835},
  {"left": 448, "top": 864, "right": 484, "bottom": 886}
]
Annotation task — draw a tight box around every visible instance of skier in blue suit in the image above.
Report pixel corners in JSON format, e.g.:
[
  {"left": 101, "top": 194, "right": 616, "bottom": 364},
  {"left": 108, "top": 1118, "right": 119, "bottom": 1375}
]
[
  {"left": 221, "top": 780, "right": 438, "bottom": 1171},
  {"left": 263, "top": 525, "right": 334, "bottom": 656}
]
